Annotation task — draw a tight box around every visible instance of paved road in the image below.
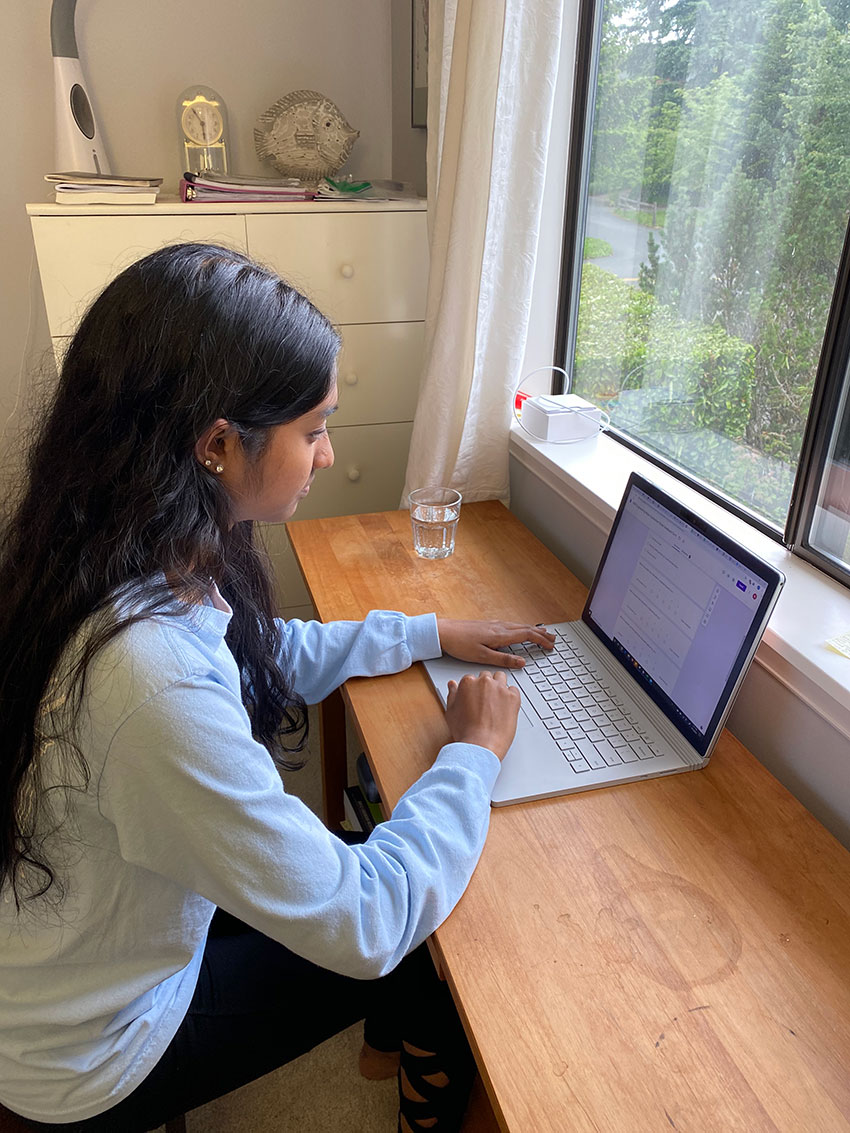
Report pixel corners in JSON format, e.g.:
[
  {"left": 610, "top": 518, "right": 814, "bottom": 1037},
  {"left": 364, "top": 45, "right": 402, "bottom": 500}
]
[{"left": 585, "top": 196, "right": 654, "bottom": 282}]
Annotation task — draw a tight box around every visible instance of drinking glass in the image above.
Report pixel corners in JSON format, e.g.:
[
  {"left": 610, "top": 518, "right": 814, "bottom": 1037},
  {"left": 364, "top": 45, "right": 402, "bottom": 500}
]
[{"left": 408, "top": 487, "right": 462, "bottom": 559}]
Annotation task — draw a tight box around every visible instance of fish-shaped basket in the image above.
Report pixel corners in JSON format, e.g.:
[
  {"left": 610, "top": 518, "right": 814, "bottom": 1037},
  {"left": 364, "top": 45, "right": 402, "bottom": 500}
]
[{"left": 254, "top": 90, "right": 359, "bottom": 185}]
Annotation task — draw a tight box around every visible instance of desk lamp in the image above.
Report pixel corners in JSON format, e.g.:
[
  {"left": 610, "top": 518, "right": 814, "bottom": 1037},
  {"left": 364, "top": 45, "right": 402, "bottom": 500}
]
[{"left": 51, "top": 0, "right": 110, "bottom": 173}]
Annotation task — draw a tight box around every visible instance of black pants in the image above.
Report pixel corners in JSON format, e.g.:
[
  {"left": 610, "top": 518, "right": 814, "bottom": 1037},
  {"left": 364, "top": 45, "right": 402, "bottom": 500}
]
[{"left": 23, "top": 911, "right": 472, "bottom": 1133}]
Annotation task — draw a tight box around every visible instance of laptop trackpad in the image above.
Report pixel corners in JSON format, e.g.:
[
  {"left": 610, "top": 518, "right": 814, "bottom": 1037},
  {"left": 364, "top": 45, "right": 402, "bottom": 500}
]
[{"left": 422, "top": 655, "right": 569, "bottom": 803}]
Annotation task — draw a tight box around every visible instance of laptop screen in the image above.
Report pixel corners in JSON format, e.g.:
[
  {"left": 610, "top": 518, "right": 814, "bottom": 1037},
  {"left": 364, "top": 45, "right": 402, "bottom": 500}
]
[{"left": 583, "top": 474, "right": 784, "bottom": 757}]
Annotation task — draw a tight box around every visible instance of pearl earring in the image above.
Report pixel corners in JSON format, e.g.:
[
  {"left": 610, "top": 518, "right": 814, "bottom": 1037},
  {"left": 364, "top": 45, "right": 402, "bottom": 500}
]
[
  {"left": 215, "top": 464, "right": 224, "bottom": 473},
  {"left": 204, "top": 459, "right": 212, "bottom": 467}
]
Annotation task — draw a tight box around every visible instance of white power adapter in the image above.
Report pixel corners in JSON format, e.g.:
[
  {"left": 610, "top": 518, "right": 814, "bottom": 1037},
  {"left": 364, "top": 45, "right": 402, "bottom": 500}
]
[{"left": 520, "top": 394, "right": 602, "bottom": 442}]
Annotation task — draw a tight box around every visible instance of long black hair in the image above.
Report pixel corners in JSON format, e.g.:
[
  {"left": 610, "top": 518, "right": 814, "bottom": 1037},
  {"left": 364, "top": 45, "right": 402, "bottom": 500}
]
[{"left": 0, "top": 243, "right": 341, "bottom": 903}]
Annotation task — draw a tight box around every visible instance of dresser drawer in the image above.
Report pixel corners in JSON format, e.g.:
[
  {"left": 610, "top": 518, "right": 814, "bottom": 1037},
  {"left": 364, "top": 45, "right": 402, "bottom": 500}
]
[
  {"left": 246, "top": 211, "right": 428, "bottom": 324},
  {"left": 31, "top": 215, "right": 247, "bottom": 337},
  {"left": 297, "top": 421, "right": 413, "bottom": 520},
  {"left": 335, "top": 322, "right": 423, "bottom": 426},
  {"left": 51, "top": 320, "right": 424, "bottom": 422},
  {"left": 260, "top": 420, "right": 414, "bottom": 612}
]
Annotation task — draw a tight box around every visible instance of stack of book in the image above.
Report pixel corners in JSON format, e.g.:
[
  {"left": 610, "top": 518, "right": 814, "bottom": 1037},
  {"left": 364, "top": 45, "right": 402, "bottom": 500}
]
[
  {"left": 46, "top": 172, "right": 162, "bottom": 206},
  {"left": 180, "top": 171, "right": 314, "bottom": 202}
]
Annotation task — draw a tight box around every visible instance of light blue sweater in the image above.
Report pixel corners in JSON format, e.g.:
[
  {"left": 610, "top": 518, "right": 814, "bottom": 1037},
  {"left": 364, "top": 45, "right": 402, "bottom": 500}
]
[{"left": 0, "top": 593, "right": 500, "bottom": 1122}]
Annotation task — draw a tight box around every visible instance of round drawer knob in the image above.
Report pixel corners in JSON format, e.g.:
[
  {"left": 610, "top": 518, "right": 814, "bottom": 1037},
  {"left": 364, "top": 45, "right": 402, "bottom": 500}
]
[
  {"left": 340, "top": 263, "right": 355, "bottom": 279},
  {"left": 347, "top": 466, "right": 361, "bottom": 482},
  {"left": 344, "top": 372, "right": 358, "bottom": 386}
]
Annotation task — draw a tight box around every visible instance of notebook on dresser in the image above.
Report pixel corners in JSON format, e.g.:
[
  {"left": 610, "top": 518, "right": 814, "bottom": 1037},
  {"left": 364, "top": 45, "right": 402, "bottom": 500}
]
[{"left": 423, "top": 472, "right": 785, "bottom": 806}]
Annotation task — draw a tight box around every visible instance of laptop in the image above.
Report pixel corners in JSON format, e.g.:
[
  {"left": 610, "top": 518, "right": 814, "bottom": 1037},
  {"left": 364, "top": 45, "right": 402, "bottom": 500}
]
[{"left": 423, "top": 472, "right": 785, "bottom": 805}]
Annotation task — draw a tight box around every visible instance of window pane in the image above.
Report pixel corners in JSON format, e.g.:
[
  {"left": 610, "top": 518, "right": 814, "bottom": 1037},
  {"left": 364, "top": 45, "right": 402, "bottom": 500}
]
[
  {"left": 570, "top": 0, "right": 850, "bottom": 527},
  {"left": 809, "top": 368, "right": 850, "bottom": 570}
]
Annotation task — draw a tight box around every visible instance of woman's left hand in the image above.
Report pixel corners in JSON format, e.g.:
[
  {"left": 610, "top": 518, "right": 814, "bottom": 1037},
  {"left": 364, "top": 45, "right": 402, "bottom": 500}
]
[{"left": 436, "top": 619, "right": 556, "bottom": 668}]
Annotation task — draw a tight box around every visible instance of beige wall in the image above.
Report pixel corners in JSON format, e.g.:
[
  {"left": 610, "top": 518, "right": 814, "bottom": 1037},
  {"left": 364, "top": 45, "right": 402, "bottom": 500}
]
[
  {"left": 76, "top": 1, "right": 393, "bottom": 192},
  {"left": 1, "top": 0, "right": 427, "bottom": 483},
  {"left": 1, "top": 4, "right": 56, "bottom": 478},
  {"left": 391, "top": 0, "right": 427, "bottom": 198}
]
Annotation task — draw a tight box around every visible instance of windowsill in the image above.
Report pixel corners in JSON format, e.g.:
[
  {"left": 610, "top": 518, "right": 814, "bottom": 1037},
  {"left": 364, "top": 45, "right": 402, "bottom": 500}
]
[{"left": 510, "top": 422, "right": 850, "bottom": 742}]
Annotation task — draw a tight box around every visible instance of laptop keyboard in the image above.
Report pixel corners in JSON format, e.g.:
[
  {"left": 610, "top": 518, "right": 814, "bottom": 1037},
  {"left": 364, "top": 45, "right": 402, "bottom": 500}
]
[{"left": 506, "top": 632, "right": 663, "bottom": 774}]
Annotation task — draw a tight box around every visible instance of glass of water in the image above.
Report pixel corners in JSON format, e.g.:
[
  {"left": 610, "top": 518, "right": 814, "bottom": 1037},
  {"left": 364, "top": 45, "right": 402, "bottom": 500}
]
[{"left": 408, "top": 487, "right": 462, "bottom": 559}]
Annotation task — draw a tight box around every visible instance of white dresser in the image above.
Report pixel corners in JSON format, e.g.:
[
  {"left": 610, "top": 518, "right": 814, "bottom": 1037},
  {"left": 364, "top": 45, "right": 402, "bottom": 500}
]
[{"left": 27, "top": 199, "right": 428, "bottom": 618}]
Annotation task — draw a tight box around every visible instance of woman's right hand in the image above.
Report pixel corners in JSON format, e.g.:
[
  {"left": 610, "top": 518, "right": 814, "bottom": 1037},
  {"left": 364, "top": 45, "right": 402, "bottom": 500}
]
[{"left": 444, "top": 670, "right": 521, "bottom": 761}]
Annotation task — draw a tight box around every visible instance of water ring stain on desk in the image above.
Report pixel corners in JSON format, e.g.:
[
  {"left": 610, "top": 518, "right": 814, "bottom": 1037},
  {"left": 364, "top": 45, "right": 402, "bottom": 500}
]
[{"left": 592, "top": 846, "right": 742, "bottom": 990}]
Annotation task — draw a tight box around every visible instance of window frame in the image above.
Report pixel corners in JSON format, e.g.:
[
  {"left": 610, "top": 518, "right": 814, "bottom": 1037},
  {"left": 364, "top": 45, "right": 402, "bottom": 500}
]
[
  {"left": 786, "top": 220, "right": 850, "bottom": 587},
  {"left": 553, "top": 0, "right": 850, "bottom": 588}
]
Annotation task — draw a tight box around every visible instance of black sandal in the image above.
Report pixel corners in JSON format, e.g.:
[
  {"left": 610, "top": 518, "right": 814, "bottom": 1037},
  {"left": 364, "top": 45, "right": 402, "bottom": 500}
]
[{"left": 397, "top": 1041, "right": 474, "bottom": 1133}]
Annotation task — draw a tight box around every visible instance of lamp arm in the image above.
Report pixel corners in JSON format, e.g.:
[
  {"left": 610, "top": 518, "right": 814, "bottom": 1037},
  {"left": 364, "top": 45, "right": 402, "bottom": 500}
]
[{"left": 50, "top": 0, "right": 79, "bottom": 59}]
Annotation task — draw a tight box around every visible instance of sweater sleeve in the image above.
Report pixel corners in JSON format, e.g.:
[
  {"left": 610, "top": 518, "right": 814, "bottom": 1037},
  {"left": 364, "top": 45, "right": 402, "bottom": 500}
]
[
  {"left": 278, "top": 611, "right": 442, "bottom": 705},
  {"left": 98, "top": 671, "right": 501, "bottom": 980}
]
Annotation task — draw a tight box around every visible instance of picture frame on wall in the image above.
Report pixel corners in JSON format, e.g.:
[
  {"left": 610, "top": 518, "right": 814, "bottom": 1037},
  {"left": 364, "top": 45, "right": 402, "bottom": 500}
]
[{"left": 411, "top": 0, "right": 428, "bottom": 128}]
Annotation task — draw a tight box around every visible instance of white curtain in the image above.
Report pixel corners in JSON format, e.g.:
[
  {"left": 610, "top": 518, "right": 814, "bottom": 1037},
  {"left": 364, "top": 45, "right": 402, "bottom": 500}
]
[{"left": 402, "top": 0, "right": 566, "bottom": 504}]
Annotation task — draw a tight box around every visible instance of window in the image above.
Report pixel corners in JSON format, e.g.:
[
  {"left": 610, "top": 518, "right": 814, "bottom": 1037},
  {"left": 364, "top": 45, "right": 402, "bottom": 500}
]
[
  {"left": 809, "top": 384, "right": 850, "bottom": 570},
  {"left": 556, "top": 0, "right": 850, "bottom": 587},
  {"left": 790, "top": 253, "right": 850, "bottom": 580}
]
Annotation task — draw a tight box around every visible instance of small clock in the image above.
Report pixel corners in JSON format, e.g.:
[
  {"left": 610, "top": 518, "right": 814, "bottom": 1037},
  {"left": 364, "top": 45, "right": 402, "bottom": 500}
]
[{"left": 177, "top": 85, "right": 229, "bottom": 175}]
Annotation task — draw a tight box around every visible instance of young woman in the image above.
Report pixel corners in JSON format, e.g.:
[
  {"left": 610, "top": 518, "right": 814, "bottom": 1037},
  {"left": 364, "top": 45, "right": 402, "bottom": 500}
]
[{"left": 0, "top": 243, "right": 553, "bottom": 1132}]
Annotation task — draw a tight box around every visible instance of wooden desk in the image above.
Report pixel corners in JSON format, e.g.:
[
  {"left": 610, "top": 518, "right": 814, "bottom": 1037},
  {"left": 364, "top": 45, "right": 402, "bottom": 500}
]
[{"left": 287, "top": 501, "right": 850, "bottom": 1132}]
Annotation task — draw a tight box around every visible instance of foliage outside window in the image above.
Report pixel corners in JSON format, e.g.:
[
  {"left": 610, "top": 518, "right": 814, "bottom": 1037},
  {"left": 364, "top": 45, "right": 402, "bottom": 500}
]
[{"left": 564, "top": 0, "right": 850, "bottom": 542}]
